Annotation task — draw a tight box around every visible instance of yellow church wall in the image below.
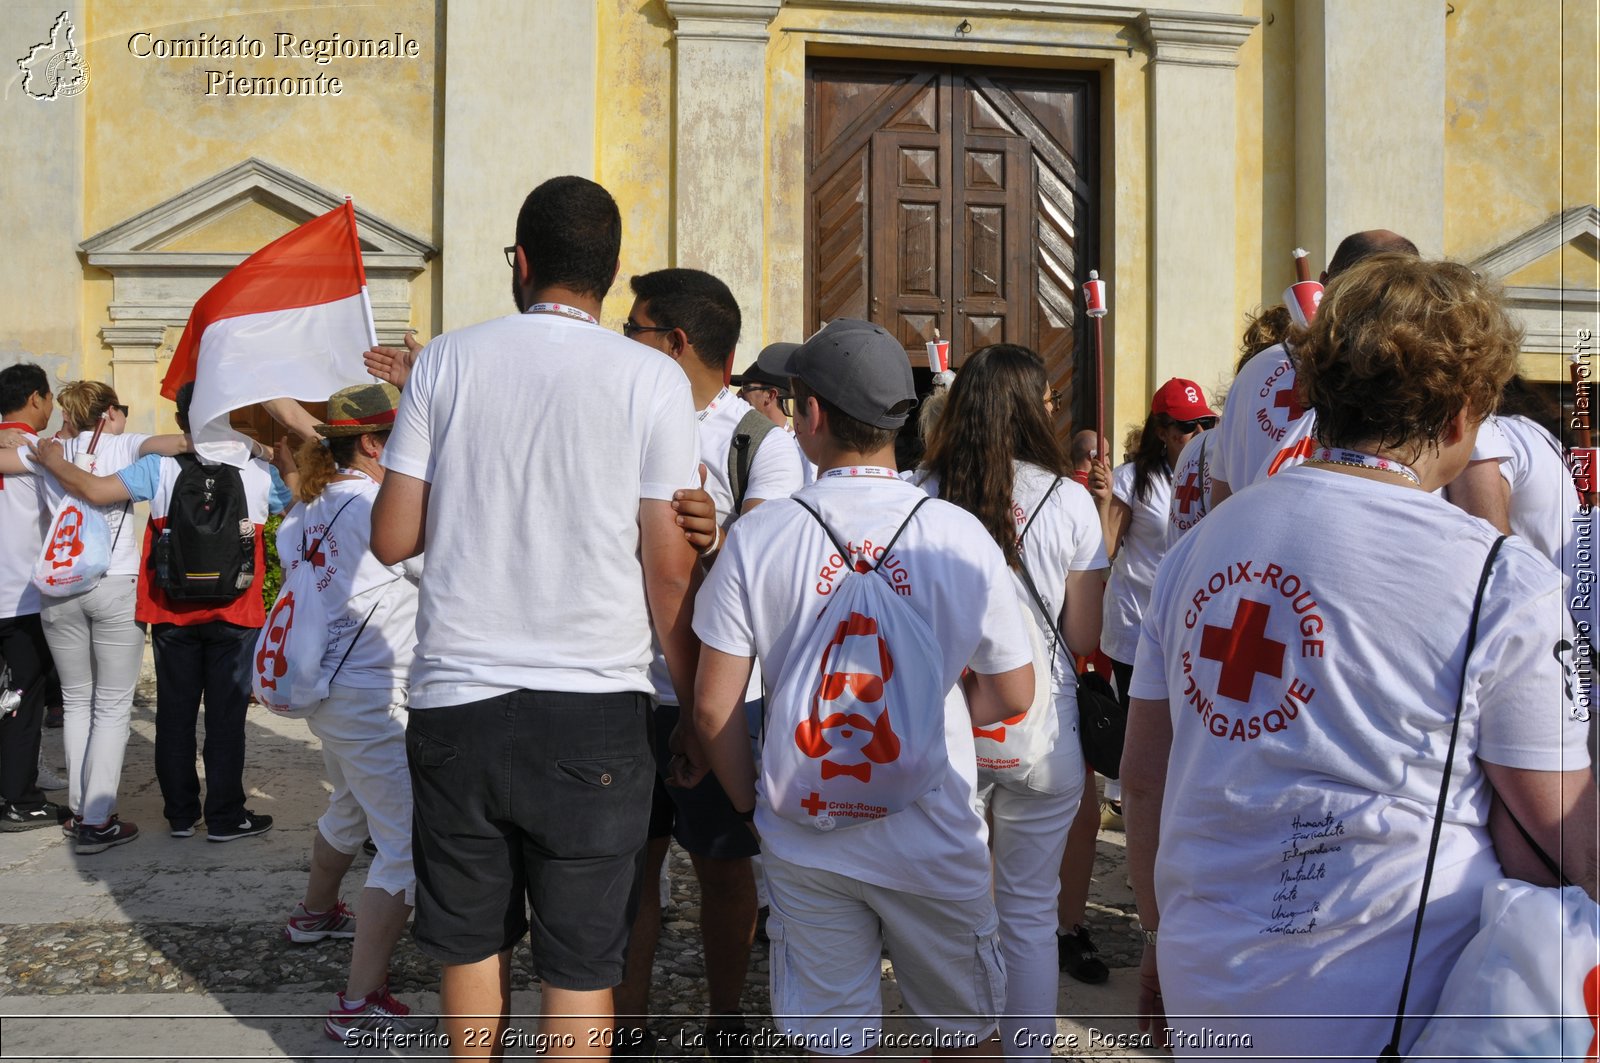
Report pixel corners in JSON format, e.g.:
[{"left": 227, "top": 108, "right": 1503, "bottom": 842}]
[
  {"left": 75, "top": 0, "right": 440, "bottom": 391},
  {"left": 1234, "top": 0, "right": 1297, "bottom": 369},
  {"left": 595, "top": 0, "right": 676, "bottom": 335},
  {"left": 1444, "top": 0, "right": 1597, "bottom": 264}
]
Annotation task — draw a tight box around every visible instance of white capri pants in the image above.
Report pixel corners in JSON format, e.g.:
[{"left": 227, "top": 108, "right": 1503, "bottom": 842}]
[
  {"left": 974, "top": 690, "right": 1086, "bottom": 1063},
  {"left": 40, "top": 574, "right": 143, "bottom": 827},
  {"left": 306, "top": 683, "right": 415, "bottom": 903}
]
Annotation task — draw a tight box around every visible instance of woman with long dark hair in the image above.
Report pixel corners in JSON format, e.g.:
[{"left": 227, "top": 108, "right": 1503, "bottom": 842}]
[
  {"left": 1089, "top": 379, "right": 1216, "bottom": 701},
  {"left": 919, "top": 343, "right": 1107, "bottom": 1062}
]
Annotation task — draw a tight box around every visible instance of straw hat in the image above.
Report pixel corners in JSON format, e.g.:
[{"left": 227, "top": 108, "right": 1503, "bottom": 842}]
[{"left": 314, "top": 383, "right": 402, "bottom": 437}]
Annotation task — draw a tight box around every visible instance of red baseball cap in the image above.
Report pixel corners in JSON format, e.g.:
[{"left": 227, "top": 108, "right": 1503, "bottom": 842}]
[{"left": 1151, "top": 378, "right": 1216, "bottom": 421}]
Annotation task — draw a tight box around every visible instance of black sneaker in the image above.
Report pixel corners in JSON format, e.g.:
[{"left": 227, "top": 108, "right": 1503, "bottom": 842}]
[
  {"left": 0, "top": 800, "right": 68, "bottom": 832},
  {"left": 77, "top": 817, "right": 139, "bottom": 854},
  {"left": 207, "top": 810, "right": 273, "bottom": 842},
  {"left": 1058, "top": 924, "right": 1110, "bottom": 984}
]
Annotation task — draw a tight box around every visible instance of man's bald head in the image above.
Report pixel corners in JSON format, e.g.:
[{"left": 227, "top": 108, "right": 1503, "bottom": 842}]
[
  {"left": 1071, "top": 428, "right": 1099, "bottom": 470},
  {"left": 1323, "top": 229, "right": 1419, "bottom": 283}
]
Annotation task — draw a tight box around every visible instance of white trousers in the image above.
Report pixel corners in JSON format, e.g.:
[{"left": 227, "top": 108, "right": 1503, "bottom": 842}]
[
  {"left": 306, "top": 683, "right": 415, "bottom": 902},
  {"left": 40, "top": 575, "right": 143, "bottom": 826},
  {"left": 975, "top": 693, "right": 1087, "bottom": 1063}
]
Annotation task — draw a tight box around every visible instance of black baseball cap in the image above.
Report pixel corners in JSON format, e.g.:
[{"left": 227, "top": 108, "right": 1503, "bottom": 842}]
[
  {"left": 731, "top": 357, "right": 791, "bottom": 391},
  {"left": 756, "top": 320, "right": 916, "bottom": 429}
]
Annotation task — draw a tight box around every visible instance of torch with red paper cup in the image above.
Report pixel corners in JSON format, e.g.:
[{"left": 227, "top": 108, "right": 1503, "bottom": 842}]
[
  {"left": 74, "top": 410, "right": 110, "bottom": 473},
  {"left": 1084, "top": 270, "right": 1109, "bottom": 463},
  {"left": 926, "top": 329, "right": 954, "bottom": 389},
  {"left": 1284, "top": 248, "right": 1324, "bottom": 327}
]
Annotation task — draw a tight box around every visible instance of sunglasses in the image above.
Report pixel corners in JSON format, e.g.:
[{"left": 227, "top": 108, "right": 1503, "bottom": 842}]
[
  {"left": 622, "top": 319, "right": 674, "bottom": 338},
  {"left": 738, "top": 384, "right": 792, "bottom": 416},
  {"left": 1173, "top": 416, "right": 1218, "bottom": 433},
  {"left": 109, "top": 404, "right": 129, "bottom": 417}
]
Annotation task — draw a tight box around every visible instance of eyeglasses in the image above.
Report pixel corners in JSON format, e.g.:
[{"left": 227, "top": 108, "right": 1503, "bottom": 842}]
[
  {"left": 503, "top": 245, "right": 516, "bottom": 268},
  {"left": 111, "top": 404, "right": 129, "bottom": 417},
  {"left": 1044, "top": 389, "right": 1061, "bottom": 413},
  {"left": 622, "top": 319, "right": 674, "bottom": 339},
  {"left": 738, "top": 384, "right": 792, "bottom": 416},
  {"left": 1173, "top": 416, "right": 1218, "bottom": 433}
]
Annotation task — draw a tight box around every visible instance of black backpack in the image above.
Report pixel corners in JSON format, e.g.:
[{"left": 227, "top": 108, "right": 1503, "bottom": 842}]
[{"left": 155, "top": 454, "right": 253, "bottom": 602}]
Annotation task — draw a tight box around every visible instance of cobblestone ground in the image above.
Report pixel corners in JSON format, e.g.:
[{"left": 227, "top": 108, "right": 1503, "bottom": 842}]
[{"left": 3, "top": 662, "right": 1147, "bottom": 1059}]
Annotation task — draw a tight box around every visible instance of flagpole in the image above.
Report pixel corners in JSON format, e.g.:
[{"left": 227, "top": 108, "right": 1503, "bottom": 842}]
[{"left": 343, "top": 199, "right": 379, "bottom": 349}]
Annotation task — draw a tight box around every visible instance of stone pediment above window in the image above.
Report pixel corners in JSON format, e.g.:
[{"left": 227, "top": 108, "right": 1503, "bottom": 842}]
[
  {"left": 81, "top": 157, "right": 435, "bottom": 350},
  {"left": 1470, "top": 205, "right": 1599, "bottom": 361}
]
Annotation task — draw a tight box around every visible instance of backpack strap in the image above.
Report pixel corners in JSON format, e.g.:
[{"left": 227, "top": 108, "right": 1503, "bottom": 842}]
[
  {"left": 300, "top": 494, "right": 361, "bottom": 565},
  {"left": 727, "top": 409, "right": 780, "bottom": 514},
  {"left": 1379, "top": 534, "right": 1506, "bottom": 1062},
  {"left": 1013, "top": 477, "right": 1065, "bottom": 665},
  {"left": 793, "top": 494, "right": 932, "bottom": 576},
  {"left": 327, "top": 588, "right": 385, "bottom": 688}
]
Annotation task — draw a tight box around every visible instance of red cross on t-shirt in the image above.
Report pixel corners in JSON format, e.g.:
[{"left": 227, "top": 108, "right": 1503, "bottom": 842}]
[
  {"left": 1199, "top": 598, "right": 1286, "bottom": 702},
  {"left": 1273, "top": 387, "right": 1307, "bottom": 422},
  {"left": 800, "top": 791, "right": 827, "bottom": 817},
  {"left": 1175, "top": 473, "right": 1203, "bottom": 514}
]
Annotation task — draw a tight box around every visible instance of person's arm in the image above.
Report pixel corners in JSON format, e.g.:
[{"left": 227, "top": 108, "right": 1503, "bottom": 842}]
[
  {"left": 1063, "top": 567, "right": 1105, "bottom": 658},
  {"left": 1482, "top": 761, "right": 1598, "bottom": 900},
  {"left": 1088, "top": 457, "right": 1131, "bottom": 559},
  {"left": 961, "top": 663, "right": 1036, "bottom": 727},
  {"left": 692, "top": 647, "right": 758, "bottom": 815},
  {"left": 1122, "top": 695, "right": 1175, "bottom": 1048},
  {"left": 370, "top": 469, "right": 428, "bottom": 564},
  {"left": 643, "top": 497, "right": 702, "bottom": 703},
  {"left": 1446, "top": 458, "right": 1513, "bottom": 534},
  {"left": 1208, "top": 478, "right": 1232, "bottom": 508},
  {"left": 135, "top": 433, "right": 193, "bottom": 457},
  {"left": 261, "top": 398, "right": 321, "bottom": 444},
  {"left": 26, "top": 438, "right": 135, "bottom": 505},
  {"left": 0, "top": 428, "right": 28, "bottom": 451},
  {"left": 0, "top": 448, "right": 28, "bottom": 475}
]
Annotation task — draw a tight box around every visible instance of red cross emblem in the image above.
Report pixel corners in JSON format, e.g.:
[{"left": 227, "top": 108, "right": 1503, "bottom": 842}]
[
  {"left": 800, "top": 791, "right": 826, "bottom": 817},
  {"left": 1200, "top": 598, "right": 1286, "bottom": 702},
  {"left": 1175, "top": 472, "right": 1204, "bottom": 514},
  {"left": 1273, "top": 387, "right": 1306, "bottom": 422},
  {"left": 1584, "top": 964, "right": 1597, "bottom": 1063}
]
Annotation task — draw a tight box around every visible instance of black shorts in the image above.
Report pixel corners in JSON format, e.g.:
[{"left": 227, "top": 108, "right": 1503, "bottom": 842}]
[
  {"left": 645, "top": 702, "right": 760, "bottom": 861},
  {"left": 406, "top": 690, "right": 653, "bottom": 989}
]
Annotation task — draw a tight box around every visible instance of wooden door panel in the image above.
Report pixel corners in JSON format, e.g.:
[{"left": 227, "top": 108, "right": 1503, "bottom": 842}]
[{"left": 808, "top": 60, "right": 1097, "bottom": 432}]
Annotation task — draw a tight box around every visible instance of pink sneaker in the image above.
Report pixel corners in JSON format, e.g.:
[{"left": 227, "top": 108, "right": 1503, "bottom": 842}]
[
  {"left": 283, "top": 900, "right": 357, "bottom": 943},
  {"left": 324, "top": 983, "right": 436, "bottom": 1041}
]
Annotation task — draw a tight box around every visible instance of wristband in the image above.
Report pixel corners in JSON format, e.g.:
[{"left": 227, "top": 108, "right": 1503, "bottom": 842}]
[{"left": 1139, "top": 928, "right": 1158, "bottom": 945}]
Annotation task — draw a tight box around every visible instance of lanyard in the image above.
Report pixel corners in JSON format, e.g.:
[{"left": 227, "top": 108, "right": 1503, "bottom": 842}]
[
  {"left": 820, "top": 466, "right": 900, "bottom": 480},
  {"left": 524, "top": 302, "right": 598, "bottom": 325},
  {"left": 1310, "top": 446, "right": 1422, "bottom": 487},
  {"left": 334, "top": 467, "right": 378, "bottom": 486},
  {"left": 698, "top": 387, "right": 733, "bottom": 423}
]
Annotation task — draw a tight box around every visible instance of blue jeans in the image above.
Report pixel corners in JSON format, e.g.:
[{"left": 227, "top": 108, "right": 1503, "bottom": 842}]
[{"left": 151, "top": 620, "right": 256, "bottom": 827}]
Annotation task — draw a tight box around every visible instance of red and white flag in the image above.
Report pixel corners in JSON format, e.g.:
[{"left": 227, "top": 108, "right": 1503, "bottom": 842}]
[{"left": 161, "top": 200, "right": 376, "bottom": 464}]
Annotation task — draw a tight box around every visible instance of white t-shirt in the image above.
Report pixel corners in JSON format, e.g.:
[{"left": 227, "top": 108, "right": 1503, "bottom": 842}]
[
  {"left": 1100, "top": 459, "right": 1173, "bottom": 663},
  {"left": 1166, "top": 428, "right": 1216, "bottom": 545},
  {"left": 0, "top": 424, "right": 48, "bottom": 618},
  {"left": 381, "top": 311, "right": 700, "bottom": 708},
  {"left": 20, "top": 431, "right": 151, "bottom": 578},
  {"left": 1477, "top": 414, "right": 1576, "bottom": 566},
  {"left": 274, "top": 477, "right": 421, "bottom": 691},
  {"left": 1128, "top": 465, "right": 1589, "bottom": 1053},
  {"left": 692, "top": 473, "right": 1033, "bottom": 899},
  {"left": 918, "top": 460, "right": 1108, "bottom": 689},
  {"left": 649, "top": 388, "right": 806, "bottom": 705},
  {"left": 1210, "top": 343, "right": 1317, "bottom": 490}
]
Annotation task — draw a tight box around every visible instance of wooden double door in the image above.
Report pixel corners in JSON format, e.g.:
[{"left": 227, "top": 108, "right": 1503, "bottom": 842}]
[{"left": 806, "top": 60, "right": 1099, "bottom": 431}]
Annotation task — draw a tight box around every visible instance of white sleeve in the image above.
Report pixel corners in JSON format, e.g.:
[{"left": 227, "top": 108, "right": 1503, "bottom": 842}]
[
  {"left": 1471, "top": 415, "right": 1513, "bottom": 465},
  {"left": 1111, "top": 462, "right": 1136, "bottom": 508},
  {"left": 1064, "top": 485, "right": 1109, "bottom": 571},
  {"left": 966, "top": 534, "right": 1035, "bottom": 676},
  {"left": 380, "top": 343, "right": 437, "bottom": 483},
  {"left": 742, "top": 427, "right": 805, "bottom": 506},
  {"left": 692, "top": 518, "right": 758, "bottom": 658},
  {"left": 639, "top": 370, "right": 700, "bottom": 502},
  {"left": 1470, "top": 547, "right": 1592, "bottom": 770}
]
